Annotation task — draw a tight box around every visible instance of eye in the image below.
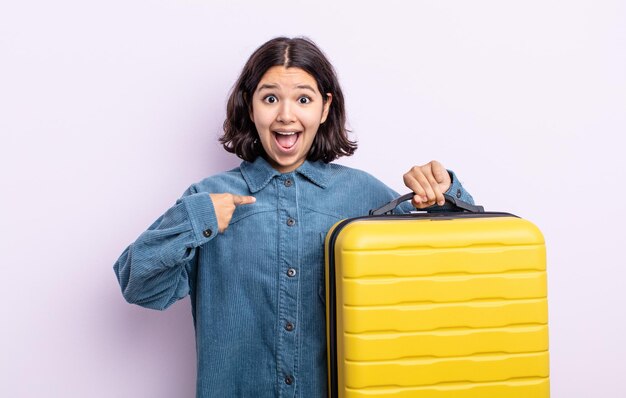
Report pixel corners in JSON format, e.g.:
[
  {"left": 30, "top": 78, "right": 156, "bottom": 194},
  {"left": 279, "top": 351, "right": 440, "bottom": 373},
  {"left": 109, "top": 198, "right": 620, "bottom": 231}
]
[
  {"left": 298, "top": 96, "right": 311, "bottom": 104},
  {"left": 263, "top": 95, "right": 278, "bottom": 104}
]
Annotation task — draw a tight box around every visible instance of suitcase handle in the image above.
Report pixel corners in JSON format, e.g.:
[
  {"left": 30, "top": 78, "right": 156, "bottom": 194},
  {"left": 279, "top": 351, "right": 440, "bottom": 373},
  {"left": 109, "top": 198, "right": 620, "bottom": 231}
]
[{"left": 370, "top": 192, "right": 485, "bottom": 215}]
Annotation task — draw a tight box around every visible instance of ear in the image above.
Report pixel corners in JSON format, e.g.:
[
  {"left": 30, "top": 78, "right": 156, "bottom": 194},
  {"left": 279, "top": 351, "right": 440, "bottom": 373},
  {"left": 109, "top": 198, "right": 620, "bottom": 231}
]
[{"left": 320, "top": 93, "right": 333, "bottom": 124}]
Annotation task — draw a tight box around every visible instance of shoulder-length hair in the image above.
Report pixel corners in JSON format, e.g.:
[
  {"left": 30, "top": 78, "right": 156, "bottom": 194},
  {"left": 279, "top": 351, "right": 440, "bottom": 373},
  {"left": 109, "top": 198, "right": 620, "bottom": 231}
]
[{"left": 220, "top": 37, "right": 357, "bottom": 163}]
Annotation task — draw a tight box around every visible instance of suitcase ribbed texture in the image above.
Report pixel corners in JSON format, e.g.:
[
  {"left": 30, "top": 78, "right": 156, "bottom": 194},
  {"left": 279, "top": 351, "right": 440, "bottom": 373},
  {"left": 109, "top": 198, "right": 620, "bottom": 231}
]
[{"left": 326, "top": 215, "right": 549, "bottom": 397}]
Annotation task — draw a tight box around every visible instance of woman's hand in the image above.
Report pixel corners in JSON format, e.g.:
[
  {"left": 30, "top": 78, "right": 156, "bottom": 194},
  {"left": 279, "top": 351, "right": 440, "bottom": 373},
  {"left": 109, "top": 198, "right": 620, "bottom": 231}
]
[
  {"left": 403, "top": 161, "right": 451, "bottom": 209},
  {"left": 209, "top": 193, "right": 256, "bottom": 233}
]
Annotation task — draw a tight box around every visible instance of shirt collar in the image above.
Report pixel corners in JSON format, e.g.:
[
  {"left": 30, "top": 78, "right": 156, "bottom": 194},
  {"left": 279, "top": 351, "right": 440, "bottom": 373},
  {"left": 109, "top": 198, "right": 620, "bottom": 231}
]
[
  {"left": 241, "top": 157, "right": 330, "bottom": 193},
  {"left": 296, "top": 159, "right": 330, "bottom": 189}
]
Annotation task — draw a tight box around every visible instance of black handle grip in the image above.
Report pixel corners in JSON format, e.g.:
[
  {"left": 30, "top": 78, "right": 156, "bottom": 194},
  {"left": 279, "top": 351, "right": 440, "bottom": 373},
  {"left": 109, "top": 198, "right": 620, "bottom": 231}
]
[{"left": 369, "top": 193, "right": 484, "bottom": 215}]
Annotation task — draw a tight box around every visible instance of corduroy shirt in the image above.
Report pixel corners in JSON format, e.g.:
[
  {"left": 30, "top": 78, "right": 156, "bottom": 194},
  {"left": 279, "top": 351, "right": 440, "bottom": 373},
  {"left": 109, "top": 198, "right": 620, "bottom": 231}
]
[{"left": 114, "top": 157, "right": 473, "bottom": 397}]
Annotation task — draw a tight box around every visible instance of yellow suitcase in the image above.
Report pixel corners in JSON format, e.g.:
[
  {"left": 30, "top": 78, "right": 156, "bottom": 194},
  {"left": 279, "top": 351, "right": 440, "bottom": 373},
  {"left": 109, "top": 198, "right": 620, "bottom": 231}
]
[{"left": 325, "top": 194, "right": 549, "bottom": 397}]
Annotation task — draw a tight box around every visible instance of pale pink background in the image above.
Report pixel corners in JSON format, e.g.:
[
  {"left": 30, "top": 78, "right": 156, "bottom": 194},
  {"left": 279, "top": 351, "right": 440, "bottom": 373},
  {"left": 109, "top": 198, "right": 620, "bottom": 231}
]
[{"left": 1, "top": 1, "right": 625, "bottom": 397}]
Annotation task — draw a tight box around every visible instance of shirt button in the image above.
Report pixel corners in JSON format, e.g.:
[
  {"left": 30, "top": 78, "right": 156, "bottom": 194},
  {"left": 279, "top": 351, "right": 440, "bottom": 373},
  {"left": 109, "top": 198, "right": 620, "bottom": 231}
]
[
  {"left": 284, "top": 179, "right": 293, "bottom": 187},
  {"left": 285, "top": 322, "right": 294, "bottom": 331},
  {"left": 202, "top": 229, "right": 212, "bottom": 238},
  {"left": 287, "top": 218, "right": 296, "bottom": 227},
  {"left": 456, "top": 189, "right": 462, "bottom": 198},
  {"left": 287, "top": 268, "right": 297, "bottom": 277},
  {"left": 285, "top": 375, "right": 294, "bottom": 385}
]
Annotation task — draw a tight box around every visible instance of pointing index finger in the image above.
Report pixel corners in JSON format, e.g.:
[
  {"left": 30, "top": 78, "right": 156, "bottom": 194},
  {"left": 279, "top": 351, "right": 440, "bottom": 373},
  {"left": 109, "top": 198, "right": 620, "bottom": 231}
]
[{"left": 233, "top": 195, "right": 256, "bottom": 206}]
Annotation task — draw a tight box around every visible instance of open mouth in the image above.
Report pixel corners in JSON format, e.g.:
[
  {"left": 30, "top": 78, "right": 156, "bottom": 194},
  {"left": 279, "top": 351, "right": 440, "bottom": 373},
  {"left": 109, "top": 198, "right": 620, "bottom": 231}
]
[{"left": 273, "top": 131, "right": 301, "bottom": 150}]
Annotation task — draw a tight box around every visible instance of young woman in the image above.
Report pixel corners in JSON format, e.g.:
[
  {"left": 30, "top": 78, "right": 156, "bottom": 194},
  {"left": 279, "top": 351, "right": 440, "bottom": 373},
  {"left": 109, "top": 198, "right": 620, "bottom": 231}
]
[{"left": 114, "top": 37, "right": 474, "bottom": 397}]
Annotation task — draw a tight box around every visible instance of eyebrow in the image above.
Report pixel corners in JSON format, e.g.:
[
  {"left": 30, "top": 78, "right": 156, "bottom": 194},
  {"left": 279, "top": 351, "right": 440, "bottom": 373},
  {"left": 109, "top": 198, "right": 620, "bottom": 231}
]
[
  {"left": 257, "top": 83, "right": 278, "bottom": 92},
  {"left": 295, "top": 84, "right": 317, "bottom": 93},
  {"left": 256, "top": 83, "right": 318, "bottom": 93}
]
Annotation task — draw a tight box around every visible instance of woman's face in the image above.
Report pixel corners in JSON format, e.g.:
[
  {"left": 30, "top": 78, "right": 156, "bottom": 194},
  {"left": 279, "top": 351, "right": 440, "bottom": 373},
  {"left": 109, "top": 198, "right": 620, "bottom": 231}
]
[{"left": 250, "top": 66, "right": 332, "bottom": 173}]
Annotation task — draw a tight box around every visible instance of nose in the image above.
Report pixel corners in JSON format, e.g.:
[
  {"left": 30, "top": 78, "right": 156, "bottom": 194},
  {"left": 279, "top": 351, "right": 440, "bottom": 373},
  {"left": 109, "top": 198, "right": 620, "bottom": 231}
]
[{"left": 276, "top": 101, "right": 296, "bottom": 124}]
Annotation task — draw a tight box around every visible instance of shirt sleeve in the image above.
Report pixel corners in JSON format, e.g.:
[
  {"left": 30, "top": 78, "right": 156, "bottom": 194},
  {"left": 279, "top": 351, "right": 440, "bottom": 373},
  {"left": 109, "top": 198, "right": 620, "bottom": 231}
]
[
  {"left": 445, "top": 170, "right": 474, "bottom": 204},
  {"left": 113, "top": 185, "right": 219, "bottom": 310}
]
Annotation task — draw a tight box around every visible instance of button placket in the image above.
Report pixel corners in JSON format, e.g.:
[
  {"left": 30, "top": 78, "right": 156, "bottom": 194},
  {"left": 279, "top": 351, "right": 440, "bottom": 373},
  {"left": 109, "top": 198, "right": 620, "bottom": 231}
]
[{"left": 277, "top": 174, "right": 300, "bottom": 393}]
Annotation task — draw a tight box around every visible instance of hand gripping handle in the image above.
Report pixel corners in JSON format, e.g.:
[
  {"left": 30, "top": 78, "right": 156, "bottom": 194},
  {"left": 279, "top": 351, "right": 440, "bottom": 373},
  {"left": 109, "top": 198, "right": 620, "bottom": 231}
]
[{"left": 369, "top": 193, "right": 485, "bottom": 216}]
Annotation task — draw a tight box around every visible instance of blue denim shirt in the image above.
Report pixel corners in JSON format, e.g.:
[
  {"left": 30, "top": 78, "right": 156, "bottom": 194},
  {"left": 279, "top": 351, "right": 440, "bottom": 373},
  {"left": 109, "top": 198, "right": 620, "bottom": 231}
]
[{"left": 114, "top": 157, "right": 473, "bottom": 397}]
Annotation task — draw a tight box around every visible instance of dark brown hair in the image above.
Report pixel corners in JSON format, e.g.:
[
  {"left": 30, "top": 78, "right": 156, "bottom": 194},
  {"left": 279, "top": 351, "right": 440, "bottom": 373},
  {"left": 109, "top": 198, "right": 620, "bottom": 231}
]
[{"left": 220, "top": 37, "right": 357, "bottom": 163}]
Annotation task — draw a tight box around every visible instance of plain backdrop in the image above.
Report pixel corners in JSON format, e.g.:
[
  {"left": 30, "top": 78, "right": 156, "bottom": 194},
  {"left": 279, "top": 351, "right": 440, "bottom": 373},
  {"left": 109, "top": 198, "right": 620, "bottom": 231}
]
[{"left": 1, "top": 1, "right": 625, "bottom": 397}]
